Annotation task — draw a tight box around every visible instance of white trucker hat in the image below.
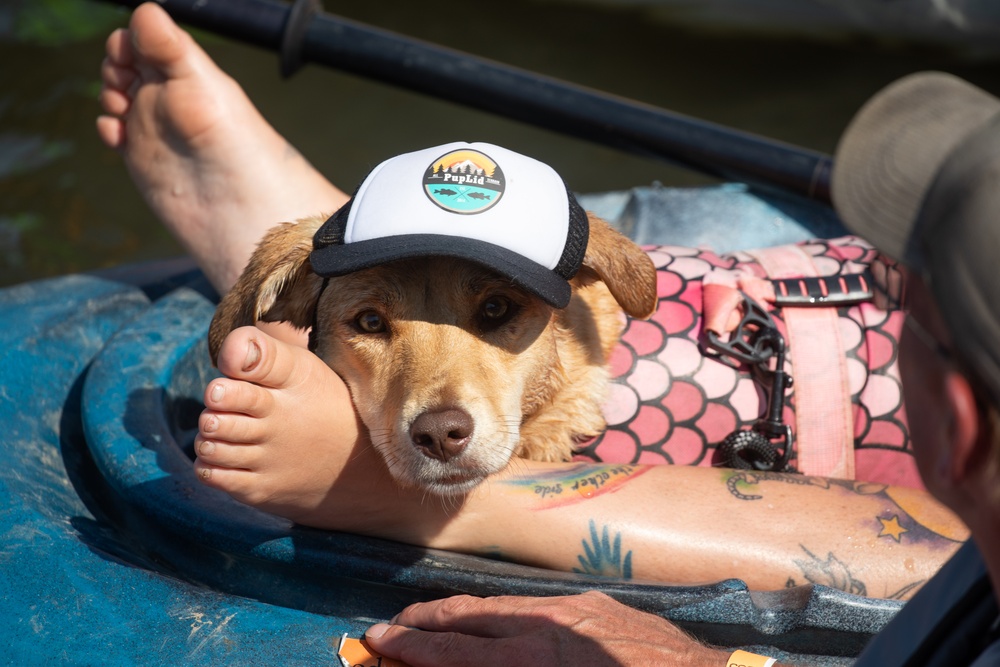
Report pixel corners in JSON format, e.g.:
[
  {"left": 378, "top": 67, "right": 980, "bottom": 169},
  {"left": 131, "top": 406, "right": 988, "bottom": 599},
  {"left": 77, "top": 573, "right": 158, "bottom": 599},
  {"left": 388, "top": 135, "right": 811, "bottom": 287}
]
[{"left": 310, "top": 142, "right": 590, "bottom": 308}]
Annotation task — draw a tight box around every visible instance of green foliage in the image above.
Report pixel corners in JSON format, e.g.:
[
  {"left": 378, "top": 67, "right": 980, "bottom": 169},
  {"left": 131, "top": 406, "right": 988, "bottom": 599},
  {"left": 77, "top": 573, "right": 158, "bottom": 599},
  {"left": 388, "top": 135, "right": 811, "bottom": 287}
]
[{"left": 2, "top": 0, "right": 124, "bottom": 46}]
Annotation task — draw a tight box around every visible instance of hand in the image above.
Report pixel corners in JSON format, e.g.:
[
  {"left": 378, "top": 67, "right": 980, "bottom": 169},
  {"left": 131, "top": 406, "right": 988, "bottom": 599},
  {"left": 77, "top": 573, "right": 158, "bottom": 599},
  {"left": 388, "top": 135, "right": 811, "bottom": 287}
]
[{"left": 364, "top": 591, "right": 728, "bottom": 667}]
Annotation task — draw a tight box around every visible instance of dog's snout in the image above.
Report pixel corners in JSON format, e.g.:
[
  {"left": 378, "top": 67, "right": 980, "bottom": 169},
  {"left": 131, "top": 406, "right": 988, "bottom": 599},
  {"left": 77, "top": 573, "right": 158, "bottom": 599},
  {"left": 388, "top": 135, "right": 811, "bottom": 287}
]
[{"left": 410, "top": 408, "right": 473, "bottom": 461}]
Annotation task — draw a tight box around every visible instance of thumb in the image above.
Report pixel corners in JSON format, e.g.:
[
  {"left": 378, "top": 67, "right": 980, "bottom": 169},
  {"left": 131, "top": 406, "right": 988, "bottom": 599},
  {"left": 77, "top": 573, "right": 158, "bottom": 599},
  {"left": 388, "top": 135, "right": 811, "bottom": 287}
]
[{"left": 364, "top": 623, "right": 491, "bottom": 667}]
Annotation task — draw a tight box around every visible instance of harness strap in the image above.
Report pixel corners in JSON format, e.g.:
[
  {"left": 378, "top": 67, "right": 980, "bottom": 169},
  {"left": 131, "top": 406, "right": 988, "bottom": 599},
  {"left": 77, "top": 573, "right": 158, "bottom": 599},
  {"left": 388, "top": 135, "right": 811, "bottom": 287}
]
[
  {"left": 771, "top": 272, "right": 873, "bottom": 307},
  {"left": 747, "top": 246, "right": 855, "bottom": 479}
]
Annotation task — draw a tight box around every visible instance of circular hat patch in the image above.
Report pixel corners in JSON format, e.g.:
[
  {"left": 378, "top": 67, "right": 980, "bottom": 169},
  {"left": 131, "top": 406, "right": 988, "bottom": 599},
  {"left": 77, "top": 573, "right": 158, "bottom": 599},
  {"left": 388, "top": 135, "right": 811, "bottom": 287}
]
[{"left": 423, "top": 148, "right": 505, "bottom": 214}]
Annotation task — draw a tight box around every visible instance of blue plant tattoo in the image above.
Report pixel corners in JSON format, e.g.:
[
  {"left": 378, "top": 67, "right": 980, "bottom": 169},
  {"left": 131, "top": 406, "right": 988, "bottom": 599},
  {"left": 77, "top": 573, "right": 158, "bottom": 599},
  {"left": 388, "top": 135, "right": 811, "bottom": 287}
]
[{"left": 573, "top": 520, "right": 633, "bottom": 579}]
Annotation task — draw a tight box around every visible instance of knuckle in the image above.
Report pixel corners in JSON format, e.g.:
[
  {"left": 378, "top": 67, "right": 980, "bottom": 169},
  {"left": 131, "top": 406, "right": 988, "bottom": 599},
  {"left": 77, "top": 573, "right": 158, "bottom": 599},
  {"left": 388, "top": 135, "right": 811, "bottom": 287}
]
[
  {"left": 536, "top": 592, "right": 607, "bottom": 625},
  {"left": 407, "top": 629, "right": 464, "bottom": 663},
  {"left": 435, "top": 595, "right": 480, "bottom": 621},
  {"left": 579, "top": 590, "right": 611, "bottom": 601}
]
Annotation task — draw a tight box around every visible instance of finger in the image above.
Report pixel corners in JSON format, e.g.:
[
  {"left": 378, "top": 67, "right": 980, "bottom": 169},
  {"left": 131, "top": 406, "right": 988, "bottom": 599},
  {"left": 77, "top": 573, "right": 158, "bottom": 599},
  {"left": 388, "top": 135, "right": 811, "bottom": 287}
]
[
  {"left": 364, "top": 624, "right": 530, "bottom": 667},
  {"left": 388, "top": 595, "right": 558, "bottom": 637}
]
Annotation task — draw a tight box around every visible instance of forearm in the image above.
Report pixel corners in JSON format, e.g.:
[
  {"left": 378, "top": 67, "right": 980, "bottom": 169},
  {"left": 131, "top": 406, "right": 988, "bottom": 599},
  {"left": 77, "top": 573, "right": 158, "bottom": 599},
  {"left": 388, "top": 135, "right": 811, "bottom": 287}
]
[
  {"left": 416, "top": 462, "right": 967, "bottom": 597},
  {"left": 283, "top": 421, "right": 964, "bottom": 598}
]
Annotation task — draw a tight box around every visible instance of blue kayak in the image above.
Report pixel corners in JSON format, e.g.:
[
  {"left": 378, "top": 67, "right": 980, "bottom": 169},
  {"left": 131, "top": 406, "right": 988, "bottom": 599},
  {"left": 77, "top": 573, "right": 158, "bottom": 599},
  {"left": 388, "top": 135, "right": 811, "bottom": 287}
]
[{"left": 1, "top": 184, "right": 898, "bottom": 665}]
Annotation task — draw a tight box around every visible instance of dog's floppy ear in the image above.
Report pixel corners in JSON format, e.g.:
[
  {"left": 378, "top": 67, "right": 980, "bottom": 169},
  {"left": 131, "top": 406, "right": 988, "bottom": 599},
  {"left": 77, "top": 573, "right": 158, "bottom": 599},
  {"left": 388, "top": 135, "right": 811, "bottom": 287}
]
[
  {"left": 207, "top": 216, "right": 326, "bottom": 365},
  {"left": 575, "top": 213, "right": 658, "bottom": 319}
]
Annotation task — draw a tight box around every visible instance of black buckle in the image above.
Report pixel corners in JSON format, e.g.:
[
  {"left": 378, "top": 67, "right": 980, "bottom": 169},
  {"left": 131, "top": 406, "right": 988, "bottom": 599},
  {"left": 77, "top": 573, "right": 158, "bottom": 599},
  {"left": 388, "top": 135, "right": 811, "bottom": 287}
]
[{"left": 703, "top": 292, "right": 796, "bottom": 472}]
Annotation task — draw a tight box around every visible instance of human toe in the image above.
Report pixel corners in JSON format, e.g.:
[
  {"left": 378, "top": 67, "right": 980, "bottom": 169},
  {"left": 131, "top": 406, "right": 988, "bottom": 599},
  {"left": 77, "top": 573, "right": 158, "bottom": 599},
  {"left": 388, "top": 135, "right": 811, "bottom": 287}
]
[
  {"left": 216, "top": 326, "right": 301, "bottom": 390},
  {"left": 194, "top": 436, "right": 261, "bottom": 469},
  {"left": 129, "top": 3, "right": 196, "bottom": 75},
  {"left": 101, "top": 56, "right": 137, "bottom": 92},
  {"left": 193, "top": 458, "right": 255, "bottom": 496},
  {"left": 96, "top": 115, "right": 126, "bottom": 150},
  {"left": 199, "top": 409, "right": 269, "bottom": 445},
  {"left": 99, "top": 86, "right": 131, "bottom": 117},
  {"left": 203, "top": 377, "right": 274, "bottom": 417},
  {"left": 104, "top": 27, "right": 133, "bottom": 67}
]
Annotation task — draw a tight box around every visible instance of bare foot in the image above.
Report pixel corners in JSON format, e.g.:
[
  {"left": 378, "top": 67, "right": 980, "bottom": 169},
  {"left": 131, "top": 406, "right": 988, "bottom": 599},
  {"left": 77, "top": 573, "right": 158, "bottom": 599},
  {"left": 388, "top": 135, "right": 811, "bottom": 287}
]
[
  {"left": 195, "top": 326, "right": 476, "bottom": 544},
  {"left": 195, "top": 325, "right": 370, "bottom": 525},
  {"left": 97, "top": 2, "right": 348, "bottom": 294}
]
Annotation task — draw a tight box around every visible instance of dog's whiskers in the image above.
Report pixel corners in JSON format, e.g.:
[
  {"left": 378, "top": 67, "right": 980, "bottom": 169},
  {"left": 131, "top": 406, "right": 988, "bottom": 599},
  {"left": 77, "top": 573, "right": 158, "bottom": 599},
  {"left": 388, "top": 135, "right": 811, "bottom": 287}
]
[
  {"left": 501, "top": 447, "right": 546, "bottom": 482},
  {"left": 440, "top": 492, "right": 467, "bottom": 513}
]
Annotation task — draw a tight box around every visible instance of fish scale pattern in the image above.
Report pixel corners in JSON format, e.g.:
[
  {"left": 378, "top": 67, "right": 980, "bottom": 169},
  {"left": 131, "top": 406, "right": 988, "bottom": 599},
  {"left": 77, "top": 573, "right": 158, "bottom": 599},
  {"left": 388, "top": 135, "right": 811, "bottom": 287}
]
[{"left": 573, "top": 236, "right": 920, "bottom": 489}]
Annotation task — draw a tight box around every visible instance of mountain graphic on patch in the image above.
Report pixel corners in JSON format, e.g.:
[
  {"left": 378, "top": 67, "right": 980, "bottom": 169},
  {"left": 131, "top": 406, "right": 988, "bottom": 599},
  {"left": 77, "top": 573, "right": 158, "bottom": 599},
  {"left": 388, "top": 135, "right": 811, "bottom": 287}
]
[{"left": 423, "top": 148, "right": 506, "bottom": 214}]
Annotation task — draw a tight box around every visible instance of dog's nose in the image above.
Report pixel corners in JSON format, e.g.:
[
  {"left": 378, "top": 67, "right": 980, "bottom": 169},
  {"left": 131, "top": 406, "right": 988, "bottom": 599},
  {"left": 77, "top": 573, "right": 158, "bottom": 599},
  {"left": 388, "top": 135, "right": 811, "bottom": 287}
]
[{"left": 410, "top": 408, "right": 473, "bottom": 461}]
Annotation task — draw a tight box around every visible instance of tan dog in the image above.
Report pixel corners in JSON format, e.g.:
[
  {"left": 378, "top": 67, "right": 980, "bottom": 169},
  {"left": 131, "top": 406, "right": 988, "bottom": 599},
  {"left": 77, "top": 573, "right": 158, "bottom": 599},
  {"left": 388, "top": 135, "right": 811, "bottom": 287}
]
[
  {"left": 208, "top": 142, "right": 657, "bottom": 495},
  {"left": 208, "top": 212, "right": 655, "bottom": 495}
]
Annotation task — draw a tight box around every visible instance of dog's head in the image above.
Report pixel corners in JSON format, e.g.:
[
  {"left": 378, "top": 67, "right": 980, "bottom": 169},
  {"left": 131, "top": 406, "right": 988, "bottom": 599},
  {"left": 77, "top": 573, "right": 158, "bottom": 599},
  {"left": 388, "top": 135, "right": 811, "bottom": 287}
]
[{"left": 208, "top": 143, "right": 656, "bottom": 495}]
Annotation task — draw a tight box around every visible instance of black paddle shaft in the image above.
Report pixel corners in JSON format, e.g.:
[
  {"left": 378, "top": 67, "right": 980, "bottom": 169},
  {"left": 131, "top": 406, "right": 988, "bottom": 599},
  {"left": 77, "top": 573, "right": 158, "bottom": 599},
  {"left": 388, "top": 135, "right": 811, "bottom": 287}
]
[{"left": 101, "top": 0, "right": 833, "bottom": 203}]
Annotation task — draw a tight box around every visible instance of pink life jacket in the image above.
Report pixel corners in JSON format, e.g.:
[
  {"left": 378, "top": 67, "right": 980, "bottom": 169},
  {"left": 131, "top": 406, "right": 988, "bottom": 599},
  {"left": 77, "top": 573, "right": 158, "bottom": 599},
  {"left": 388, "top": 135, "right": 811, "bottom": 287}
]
[{"left": 575, "top": 236, "right": 921, "bottom": 490}]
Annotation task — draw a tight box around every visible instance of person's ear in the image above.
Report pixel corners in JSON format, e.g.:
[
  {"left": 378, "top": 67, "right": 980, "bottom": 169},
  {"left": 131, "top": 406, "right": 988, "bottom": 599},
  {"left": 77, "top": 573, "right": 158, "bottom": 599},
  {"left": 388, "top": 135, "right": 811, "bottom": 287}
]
[{"left": 941, "top": 370, "right": 984, "bottom": 485}]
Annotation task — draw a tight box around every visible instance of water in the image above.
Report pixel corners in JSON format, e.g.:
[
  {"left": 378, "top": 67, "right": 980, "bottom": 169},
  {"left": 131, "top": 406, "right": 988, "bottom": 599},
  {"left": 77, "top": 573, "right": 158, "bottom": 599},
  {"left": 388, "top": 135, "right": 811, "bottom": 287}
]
[{"left": 4, "top": 0, "right": 1000, "bottom": 287}]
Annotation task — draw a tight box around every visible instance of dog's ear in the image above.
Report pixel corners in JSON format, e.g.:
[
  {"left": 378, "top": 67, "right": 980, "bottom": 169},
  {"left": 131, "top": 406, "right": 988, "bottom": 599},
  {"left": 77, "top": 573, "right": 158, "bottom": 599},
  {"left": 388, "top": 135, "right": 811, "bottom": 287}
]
[
  {"left": 207, "top": 216, "right": 326, "bottom": 365},
  {"left": 575, "top": 213, "right": 657, "bottom": 319}
]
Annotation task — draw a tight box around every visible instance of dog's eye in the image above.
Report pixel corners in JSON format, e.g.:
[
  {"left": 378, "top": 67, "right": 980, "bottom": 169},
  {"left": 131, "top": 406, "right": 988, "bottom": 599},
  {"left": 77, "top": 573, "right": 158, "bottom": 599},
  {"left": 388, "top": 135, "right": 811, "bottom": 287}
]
[
  {"left": 482, "top": 296, "right": 509, "bottom": 319},
  {"left": 354, "top": 310, "right": 387, "bottom": 334},
  {"left": 478, "top": 295, "right": 517, "bottom": 331}
]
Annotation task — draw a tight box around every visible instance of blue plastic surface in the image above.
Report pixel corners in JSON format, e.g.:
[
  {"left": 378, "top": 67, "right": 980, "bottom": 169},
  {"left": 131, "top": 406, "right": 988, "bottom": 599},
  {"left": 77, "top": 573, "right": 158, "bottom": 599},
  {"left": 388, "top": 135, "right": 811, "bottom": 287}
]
[{"left": 0, "top": 273, "right": 359, "bottom": 665}]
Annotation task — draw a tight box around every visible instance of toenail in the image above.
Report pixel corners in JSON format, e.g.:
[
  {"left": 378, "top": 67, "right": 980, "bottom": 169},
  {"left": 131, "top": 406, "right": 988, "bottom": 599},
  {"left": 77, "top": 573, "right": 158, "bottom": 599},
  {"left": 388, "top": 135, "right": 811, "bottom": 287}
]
[
  {"left": 199, "top": 440, "right": 216, "bottom": 456},
  {"left": 199, "top": 468, "right": 211, "bottom": 480},
  {"left": 243, "top": 338, "right": 261, "bottom": 372},
  {"left": 210, "top": 383, "right": 224, "bottom": 403},
  {"left": 203, "top": 415, "right": 218, "bottom": 433}
]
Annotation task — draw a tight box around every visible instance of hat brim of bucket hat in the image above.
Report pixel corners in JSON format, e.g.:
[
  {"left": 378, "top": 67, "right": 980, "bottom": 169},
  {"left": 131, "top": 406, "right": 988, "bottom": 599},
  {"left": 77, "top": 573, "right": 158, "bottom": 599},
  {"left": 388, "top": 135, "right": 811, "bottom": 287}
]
[{"left": 832, "top": 71, "right": 1000, "bottom": 266}]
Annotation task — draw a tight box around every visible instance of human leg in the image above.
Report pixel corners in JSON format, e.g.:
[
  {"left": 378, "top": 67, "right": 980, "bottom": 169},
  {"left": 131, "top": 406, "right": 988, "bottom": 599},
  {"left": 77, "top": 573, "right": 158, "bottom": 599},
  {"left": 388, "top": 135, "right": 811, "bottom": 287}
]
[{"left": 97, "top": 2, "right": 348, "bottom": 294}]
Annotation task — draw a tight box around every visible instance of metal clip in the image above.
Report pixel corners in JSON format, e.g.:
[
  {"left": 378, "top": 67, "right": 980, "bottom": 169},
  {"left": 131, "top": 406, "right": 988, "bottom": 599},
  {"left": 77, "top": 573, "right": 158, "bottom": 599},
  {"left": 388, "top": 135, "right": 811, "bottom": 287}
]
[
  {"left": 703, "top": 292, "right": 796, "bottom": 473},
  {"left": 703, "top": 292, "right": 782, "bottom": 366}
]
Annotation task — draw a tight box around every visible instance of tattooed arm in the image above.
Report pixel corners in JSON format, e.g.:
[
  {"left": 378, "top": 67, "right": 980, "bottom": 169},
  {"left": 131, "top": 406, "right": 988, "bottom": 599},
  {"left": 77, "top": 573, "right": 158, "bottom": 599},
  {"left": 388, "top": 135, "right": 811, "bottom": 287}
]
[
  {"left": 420, "top": 462, "right": 965, "bottom": 598},
  {"left": 293, "top": 452, "right": 965, "bottom": 598},
  {"left": 329, "top": 460, "right": 964, "bottom": 667}
]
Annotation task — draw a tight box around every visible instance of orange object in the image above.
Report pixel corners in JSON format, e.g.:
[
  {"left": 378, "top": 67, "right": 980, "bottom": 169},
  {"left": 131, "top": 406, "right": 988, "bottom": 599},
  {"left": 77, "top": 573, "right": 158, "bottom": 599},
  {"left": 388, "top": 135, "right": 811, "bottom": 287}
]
[
  {"left": 337, "top": 636, "right": 411, "bottom": 667},
  {"left": 728, "top": 649, "right": 778, "bottom": 667}
]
